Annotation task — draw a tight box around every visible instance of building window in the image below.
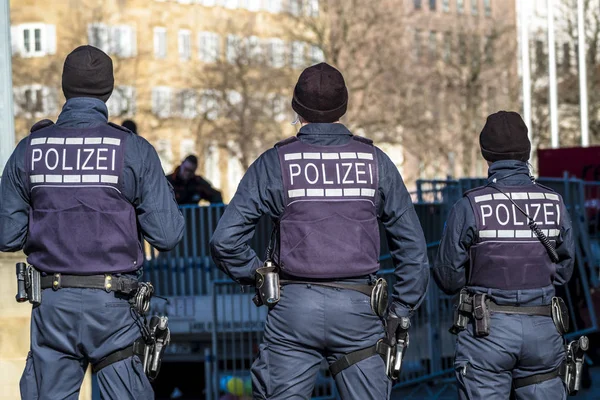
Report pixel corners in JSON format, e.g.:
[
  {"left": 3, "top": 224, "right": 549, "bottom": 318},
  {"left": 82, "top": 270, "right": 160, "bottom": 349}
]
[
  {"left": 152, "top": 86, "right": 172, "bottom": 118},
  {"left": 247, "top": 0, "right": 261, "bottom": 11},
  {"left": 271, "top": 94, "right": 288, "bottom": 122},
  {"left": 268, "top": 38, "right": 286, "bottom": 68},
  {"left": 562, "top": 42, "right": 571, "bottom": 72},
  {"left": 156, "top": 139, "right": 173, "bottom": 173},
  {"left": 535, "top": 39, "right": 546, "bottom": 73},
  {"left": 200, "top": 89, "right": 219, "bottom": 120},
  {"left": 223, "top": 0, "right": 239, "bottom": 9},
  {"left": 414, "top": 29, "right": 422, "bottom": 60},
  {"left": 305, "top": 0, "right": 319, "bottom": 17},
  {"left": 484, "top": 0, "right": 491, "bottom": 16},
  {"left": 153, "top": 28, "right": 167, "bottom": 59},
  {"left": 290, "top": 41, "right": 305, "bottom": 69},
  {"left": 198, "top": 32, "right": 220, "bottom": 63},
  {"left": 226, "top": 34, "right": 241, "bottom": 64},
  {"left": 414, "top": 0, "right": 422, "bottom": 9},
  {"left": 471, "top": 0, "right": 478, "bottom": 15},
  {"left": 484, "top": 35, "right": 494, "bottom": 64},
  {"left": 289, "top": 0, "right": 302, "bottom": 16},
  {"left": 12, "top": 24, "right": 56, "bottom": 57},
  {"left": 264, "top": 0, "right": 282, "bottom": 13},
  {"left": 428, "top": 31, "right": 437, "bottom": 61},
  {"left": 178, "top": 30, "right": 191, "bottom": 61},
  {"left": 204, "top": 143, "right": 221, "bottom": 188},
  {"left": 107, "top": 86, "right": 136, "bottom": 117},
  {"left": 443, "top": 32, "right": 452, "bottom": 62},
  {"left": 442, "top": 0, "right": 450, "bottom": 12},
  {"left": 458, "top": 34, "right": 467, "bottom": 65},
  {"left": 179, "top": 139, "right": 196, "bottom": 162},
  {"left": 88, "top": 24, "right": 136, "bottom": 58},
  {"left": 13, "top": 85, "right": 58, "bottom": 117},
  {"left": 176, "top": 89, "right": 197, "bottom": 119},
  {"left": 457, "top": 0, "right": 464, "bottom": 13},
  {"left": 429, "top": 0, "right": 436, "bottom": 11},
  {"left": 309, "top": 45, "right": 324, "bottom": 64},
  {"left": 246, "top": 36, "right": 263, "bottom": 61}
]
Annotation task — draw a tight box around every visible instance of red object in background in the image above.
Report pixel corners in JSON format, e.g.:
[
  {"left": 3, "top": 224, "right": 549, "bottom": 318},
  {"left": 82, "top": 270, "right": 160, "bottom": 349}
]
[
  {"left": 538, "top": 146, "right": 600, "bottom": 221},
  {"left": 538, "top": 146, "right": 600, "bottom": 180}
]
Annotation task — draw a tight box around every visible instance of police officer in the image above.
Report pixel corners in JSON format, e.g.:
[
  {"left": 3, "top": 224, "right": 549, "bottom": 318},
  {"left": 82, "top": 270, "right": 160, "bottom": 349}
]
[
  {"left": 433, "top": 111, "right": 575, "bottom": 399},
  {"left": 0, "top": 45, "right": 185, "bottom": 399},
  {"left": 210, "top": 63, "right": 430, "bottom": 399}
]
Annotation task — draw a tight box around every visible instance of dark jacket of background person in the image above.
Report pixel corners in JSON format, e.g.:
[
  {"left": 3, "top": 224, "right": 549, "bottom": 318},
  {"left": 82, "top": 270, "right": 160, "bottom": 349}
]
[{"left": 167, "top": 166, "right": 223, "bottom": 205}]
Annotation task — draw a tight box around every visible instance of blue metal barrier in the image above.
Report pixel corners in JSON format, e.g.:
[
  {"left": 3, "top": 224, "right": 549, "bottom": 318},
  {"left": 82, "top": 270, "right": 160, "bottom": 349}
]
[{"left": 143, "top": 175, "right": 599, "bottom": 399}]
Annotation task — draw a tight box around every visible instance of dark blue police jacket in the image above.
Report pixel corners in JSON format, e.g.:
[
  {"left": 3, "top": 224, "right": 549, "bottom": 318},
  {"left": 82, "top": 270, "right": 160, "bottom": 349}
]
[
  {"left": 0, "top": 97, "right": 184, "bottom": 274},
  {"left": 210, "top": 123, "right": 430, "bottom": 318},
  {"left": 433, "top": 160, "right": 575, "bottom": 306}
]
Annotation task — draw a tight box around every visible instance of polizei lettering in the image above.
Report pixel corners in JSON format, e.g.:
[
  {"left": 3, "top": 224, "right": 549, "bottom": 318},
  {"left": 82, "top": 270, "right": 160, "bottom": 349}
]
[
  {"left": 479, "top": 202, "right": 561, "bottom": 226},
  {"left": 288, "top": 161, "right": 374, "bottom": 186},
  {"left": 31, "top": 147, "right": 116, "bottom": 172}
]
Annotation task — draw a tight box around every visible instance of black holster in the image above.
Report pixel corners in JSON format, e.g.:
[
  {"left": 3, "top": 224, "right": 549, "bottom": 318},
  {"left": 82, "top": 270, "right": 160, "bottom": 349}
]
[
  {"left": 450, "top": 289, "right": 471, "bottom": 334},
  {"left": 472, "top": 294, "right": 490, "bottom": 337},
  {"left": 253, "top": 261, "right": 280, "bottom": 308},
  {"left": 15, "top": 263, "right": 41, "bottom": 306}
]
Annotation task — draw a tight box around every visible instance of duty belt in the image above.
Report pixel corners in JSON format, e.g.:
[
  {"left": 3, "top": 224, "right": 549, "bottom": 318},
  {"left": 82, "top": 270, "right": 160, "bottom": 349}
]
[
  {"left": 458, "top": 299, "right": 552, "bottom": 317},
  {"left": 41, "top": 273, "right": 139, "bottom": 295},
  {"left": 279, "top": 279, "right": 373, "bottom": 296}
]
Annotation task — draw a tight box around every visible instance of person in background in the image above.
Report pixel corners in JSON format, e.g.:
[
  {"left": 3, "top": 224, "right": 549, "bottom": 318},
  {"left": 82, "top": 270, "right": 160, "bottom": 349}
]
[
  {"left": 167, "top": 155, "right": 223, "bottom": 205},
  {"left": 121, "top": 119, "right": 137, "bottom": 135}
]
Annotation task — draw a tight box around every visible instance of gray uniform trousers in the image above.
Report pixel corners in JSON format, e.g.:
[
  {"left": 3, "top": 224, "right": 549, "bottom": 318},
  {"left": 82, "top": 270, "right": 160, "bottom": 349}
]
[
  {"left": 252, "top": 283, "right": 392, "bottom": 399},
  {"left": 454, "top": 312, "right": 565, "bottom": 400},
  {"left": 20, "top": 288, "right": 154, "bottom": 400}
]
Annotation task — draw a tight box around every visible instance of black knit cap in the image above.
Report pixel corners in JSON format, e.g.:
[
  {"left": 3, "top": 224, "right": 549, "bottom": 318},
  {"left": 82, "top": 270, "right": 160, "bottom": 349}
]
[
  {"left": 480, "top": 111, "right": 531, "bottom": 162},
  {"left": 62, "top": 45, "right": 114, "bottom": 102},
  {"left": 292, "top": 62, "right": 348, "bottom": 123}
]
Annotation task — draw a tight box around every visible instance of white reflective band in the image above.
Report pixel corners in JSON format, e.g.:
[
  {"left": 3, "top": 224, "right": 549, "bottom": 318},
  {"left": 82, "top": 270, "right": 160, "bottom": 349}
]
[
  {"left": 497, "top": 230, "right": 515, "bottom": 238},
  {"left": 284, "top": 153, "right": 302, "bottom": 161},
  {"left": 528, "top": 192, "right": 545, "bottom": 199},
  {"left": 47, "top": 138, "right": 65, "bottom": 145},
  {"left": 303, "top": 153, "right": 321, "bottom": 160},
  {"left": 515, "top": 230, "right": 533, "bottom": 238},
  {"left": 340, "top": 152, "right": 357, "bottom": 159},
  {"left": 344, "top": 188, "right": 361, "bottom": 196},
  {"left": 45, "top": 175, "right": 62, "bottom": 183},
  {"left": 30, "top": 175, "right": 44, "bottom": 183},
  {"left": 493, "top": 193, "right": 509, "bottom": 200},
  {"left": 30, "top": 138, "right": 46, "bottom": 145},
  {"left": 549, "top": 229, "right": 560, "bottom": 236},
  {"left": 307, "top": 189, "right": 324, "bottom": 196},
  {"left": 357, "top": 152, "right": 373, "bottom": 160},
  {"left": 103, "top": 138, "right": 121, "bottom": 146},
  {"left": 361, "top": 188, "right": 375, "bottom": 197},
  {"left": 542, "top": 229, "right": 549, "bottom": 236},
  {"left": 545, "top": 193, "right": 559, "bottom": 201},
  {"left": 322, "top": 153, "right": 340, "bottom": 160},
  {"left": 82, "top": 175, "right": 100, "bottom": 183},
  {"left": 63, "top": 175, "right": 81, "bottom": 183},
  {"left": 474, "top": 194, "right": 492, "bottom": 203},
  {"left": 511, "top": 192, "right": 528, "bottom": 199},
  {"left": 101, "top": 175, "right": 119, "bottom": 184},
  {"left": 288, "top": 189, "right": 305, "bottom": 198},
  {"left": 479, "top": 230, "right": 497, "bottom": 238},
  {"left": 326, "top": 189, "right": 342, "bottom": 197},
  {"left": 65, "top": 138, "right": 84, "bottom": 145},
  {"left": 84, "top": 138, "right": 102, "bottom": 145}
]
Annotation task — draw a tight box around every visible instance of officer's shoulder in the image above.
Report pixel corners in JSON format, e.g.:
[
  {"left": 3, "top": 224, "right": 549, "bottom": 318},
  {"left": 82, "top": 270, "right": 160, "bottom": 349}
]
[
  {"left": 352, "top": 135, "right": 373, "bottom": 145},
  {"left": 107, "top": 122, "right": 135, "bottom": 134},
  {"left": 534, "top": 182, "right": 558, "bottom": 193},
  {"left": 274, "top": 136, "right": 298, "bottom": 148},
  {"left": 462, "top": 186, "right": 485, "bottom": 197},
  {"left": 30, "top": 119, "right": 54, "bottom": 133}
]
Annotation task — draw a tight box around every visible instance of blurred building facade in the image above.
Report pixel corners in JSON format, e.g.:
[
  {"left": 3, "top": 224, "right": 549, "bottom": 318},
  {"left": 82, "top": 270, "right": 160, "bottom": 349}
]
[{"left": 10, "top": 0, "right": 519, "bottom": 199}]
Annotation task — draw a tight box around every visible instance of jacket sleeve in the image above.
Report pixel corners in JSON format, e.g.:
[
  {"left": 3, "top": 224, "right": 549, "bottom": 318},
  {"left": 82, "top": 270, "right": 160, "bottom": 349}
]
[
  {"left": 209, "top": 148, "right": 285, "bottom": 285},
  {"left": 376, "top": 148, "right": 430, "bottom": 318},
  {"left": 0, "top": 138, "right": 30, "bottom": 252},
  {"left": 196, "top": 176, "right": 223, "bottom": 204},
  {"left": 554, "top": 201, "right": 575, "bottom": 285},
  {"left": 433, "top": 197, "right": 477, "bottom": 295},
  {"left": 123, "top": 136, "right": 185, "bottom": 251}
]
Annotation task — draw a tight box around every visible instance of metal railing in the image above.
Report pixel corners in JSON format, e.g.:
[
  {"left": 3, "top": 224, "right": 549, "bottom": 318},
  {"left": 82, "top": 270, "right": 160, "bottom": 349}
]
[{"left": 143, "top": 175, "right": 599, "bottom": 399}]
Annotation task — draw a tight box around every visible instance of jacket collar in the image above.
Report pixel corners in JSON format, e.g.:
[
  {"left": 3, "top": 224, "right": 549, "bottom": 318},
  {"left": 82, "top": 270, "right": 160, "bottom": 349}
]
[{"left": 56, "top": 97, "right": 108, "bottom": 128}]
